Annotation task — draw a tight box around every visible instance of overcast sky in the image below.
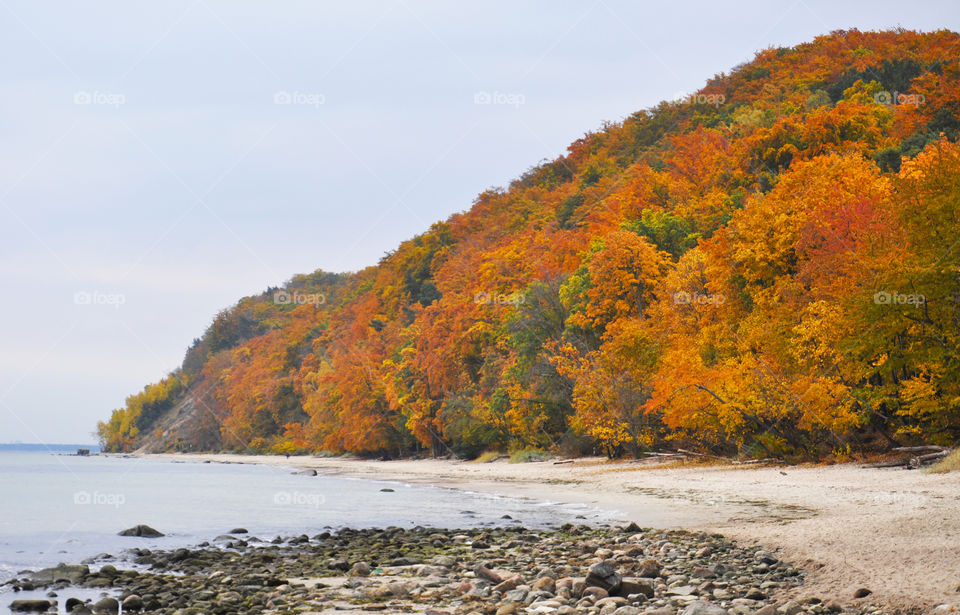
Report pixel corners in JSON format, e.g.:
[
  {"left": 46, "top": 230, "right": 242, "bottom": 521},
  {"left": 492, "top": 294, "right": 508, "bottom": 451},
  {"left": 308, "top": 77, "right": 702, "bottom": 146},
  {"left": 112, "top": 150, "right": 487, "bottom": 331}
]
[{"left": 1, "top": 0, "right": 957, "bottom": 444}]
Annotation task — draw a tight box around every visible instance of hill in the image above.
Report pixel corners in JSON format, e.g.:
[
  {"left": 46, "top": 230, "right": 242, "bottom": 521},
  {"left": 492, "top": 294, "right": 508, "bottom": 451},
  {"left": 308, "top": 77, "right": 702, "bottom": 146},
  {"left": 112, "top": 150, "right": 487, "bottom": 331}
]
[{"left": 99, "top": 29, "right": 960, "bottom": 460}]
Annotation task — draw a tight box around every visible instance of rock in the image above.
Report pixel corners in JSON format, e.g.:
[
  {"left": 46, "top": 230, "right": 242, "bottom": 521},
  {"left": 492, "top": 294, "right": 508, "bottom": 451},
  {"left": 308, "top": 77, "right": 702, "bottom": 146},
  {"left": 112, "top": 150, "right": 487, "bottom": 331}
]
[
  {"left": 777, "top": 601, "right": 802, "bottom": 615},
  {"left": 380, "top": 488, "right": 394, "bottom": 492},
  {"left": 691, "top": 567, "right": 715, "bottom": 579},
  {"left": 582, "top": 586, "right": 609, "bottom": 600},
  {"left": 391, "top": 556, "right": 420, "bottom": 566},
  {"left": 504, "top": 588, "right": 528, "bottom": 602},
  {"left": 587, "top": 561, "right": 623, "bottom": 594},
  {"left": 637, "top": 559, "right": 661, "bottom": 578},
  {"left": 745, "top": 588, "right": 765, "bottom": 600},
  {"left": 229, "top": 528, "right": 248, "bottom": 534},
  {"left": 121, "top": 594, "right": 143, "bottom": 611},
  {"left": 350, "top": 561, "right": 372, "bottom": 576},
  {"left": 623, "top": 522, "right": 642, "bottom": 533},
  {"left": 30, "top": 564, "right": 89, "bottom": 584},
  {"left": 755, "top": 551, "right": 779, "bottom": 565},
  {"left": 475, "top": 564, "right": 503, "bottom": 583},
  {"left": 9, "top": 600, "right": 53, "bottom": 612},
  {"left": 471, "top": 541, "right": 491, "bottom": 549},
  {"left": 614, "top": 607, "right": 643, "bottom": 615},
  {"left": 98, "top": 564, "right": 118, "bottom": 577},
  {"left": 754, "top": 606, "right": 777, "bottom": 615},
  {"left": 65, "top": 597, "right": 84, "bottom": 612},
  {"left": 853, "top": 588, "right": 872, "bottom": 599},
  {"left": 496, "top": 604, "right": 517, "bottom": 615},
  {"left": 495, "top": 575, "right": 522, "bottom": 593},
  {"left": 682, "top": 601, "right": 729, "bottom": 615},
  {"left": 616, "top": 578, "right": 654, "bottom": 598},
  {"left": 328, "top": 558, "right": 350, "bottom": 571},
  {"left": 118, "top": 524, "right": 164, "bottom": 538},
  {"left": 433, "top": 555, "right": 457, "bottom": 568},
  {"left": 532, "top": 576, "right": 556, "bottom": 593},
  {"left": 92, "top": 597, "right": 120, "bottom": 614}
]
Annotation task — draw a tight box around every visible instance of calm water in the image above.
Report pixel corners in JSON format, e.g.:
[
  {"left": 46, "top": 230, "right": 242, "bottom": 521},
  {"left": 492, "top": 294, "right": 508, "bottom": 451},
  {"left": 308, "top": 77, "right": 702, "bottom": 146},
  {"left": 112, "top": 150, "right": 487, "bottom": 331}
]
[{"left": 0, "top": 451, "right": 616, "bottom": 583}]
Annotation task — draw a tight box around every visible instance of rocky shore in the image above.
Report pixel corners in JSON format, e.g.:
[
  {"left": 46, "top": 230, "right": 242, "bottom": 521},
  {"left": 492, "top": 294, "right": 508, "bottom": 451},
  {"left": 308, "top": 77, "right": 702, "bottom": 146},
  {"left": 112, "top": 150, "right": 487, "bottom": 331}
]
[{"left": 3, "top": 524, "right": 902, "bottom": 615}]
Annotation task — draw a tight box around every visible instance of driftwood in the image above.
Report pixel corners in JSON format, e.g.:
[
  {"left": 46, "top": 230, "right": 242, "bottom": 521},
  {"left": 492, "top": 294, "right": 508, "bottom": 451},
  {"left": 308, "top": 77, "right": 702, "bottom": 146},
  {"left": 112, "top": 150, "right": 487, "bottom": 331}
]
[
  {"left": 676, "top": 448, "right": 728, "bottom": 461},
  {"left": 733, "top": 457, "right": 779, "bottom": 465},
  {"left": 890, "top": 445, "right": 947, "bottom": 454},
  {"left": 869, "top": 448, "right": 952, "bottom": 469},
  {"left": 552, "top": 459, "right": 575, "bottom": 465}
]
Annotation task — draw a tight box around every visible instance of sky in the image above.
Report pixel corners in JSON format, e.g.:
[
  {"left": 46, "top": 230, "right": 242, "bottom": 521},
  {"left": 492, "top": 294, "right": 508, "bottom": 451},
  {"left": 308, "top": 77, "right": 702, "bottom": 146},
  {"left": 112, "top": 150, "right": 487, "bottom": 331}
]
[{"left": 0, "top": 0, "right": 957, "bottom": 444}]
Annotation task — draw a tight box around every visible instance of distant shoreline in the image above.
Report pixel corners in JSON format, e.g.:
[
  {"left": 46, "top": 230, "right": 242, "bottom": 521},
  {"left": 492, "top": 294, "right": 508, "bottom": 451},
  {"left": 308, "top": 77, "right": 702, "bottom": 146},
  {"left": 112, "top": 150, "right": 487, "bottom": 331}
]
[{"left": 131, "top": 452, "right": 960, "bottom": 611}]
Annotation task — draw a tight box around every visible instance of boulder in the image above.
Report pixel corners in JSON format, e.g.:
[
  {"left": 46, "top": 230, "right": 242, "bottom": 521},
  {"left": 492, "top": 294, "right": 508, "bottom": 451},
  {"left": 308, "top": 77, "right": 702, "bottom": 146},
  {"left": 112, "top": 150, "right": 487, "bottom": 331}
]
[
  {"left": 92, "top": 597, "right": 120, "bottom": 614},
  {"left": 65, "top": 597, "right": 84, "bottom": 612},
  {"left": 586, "top": 561, "right": 623, "bottom": 594},
  {"left": 118, "top": 524, "right": 164, "bottom": 538},
  {"left": 30, "top": 563, "right": 89, "bottom": 584},
  {"left": 616, "top": 578, "right": 654, "bottom": 598},
  {"left": 9, "top": 600, "right": 53, "bottom": 612},
  {"left": 229, "top": 528, "right": 248, "bottom": 534},
  {"left": 121, "top": 595, "right": 144, "bottom": 611},
  {"left": 853, "top": 588, "right": 872, "bottom": 599}
]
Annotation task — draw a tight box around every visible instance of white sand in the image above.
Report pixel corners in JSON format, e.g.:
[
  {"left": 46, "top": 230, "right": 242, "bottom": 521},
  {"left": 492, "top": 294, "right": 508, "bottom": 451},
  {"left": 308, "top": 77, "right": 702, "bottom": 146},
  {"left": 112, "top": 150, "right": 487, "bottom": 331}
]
[{"left": 141, "top": 454, "right": 960, "bottom": 611}]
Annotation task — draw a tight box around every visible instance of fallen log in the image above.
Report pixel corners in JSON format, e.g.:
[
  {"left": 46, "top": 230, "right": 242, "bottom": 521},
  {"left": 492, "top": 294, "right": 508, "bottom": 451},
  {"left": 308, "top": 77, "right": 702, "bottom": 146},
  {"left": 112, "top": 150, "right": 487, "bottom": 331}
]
[
  {"left": 909, "top": 450, "right": 951, "bottom": 468},
  {"left": 891, "top": 445, "right": 947, "bottom": 454},
  {"left": 676, "top": 448, "right": 728, "bottom": 461}
]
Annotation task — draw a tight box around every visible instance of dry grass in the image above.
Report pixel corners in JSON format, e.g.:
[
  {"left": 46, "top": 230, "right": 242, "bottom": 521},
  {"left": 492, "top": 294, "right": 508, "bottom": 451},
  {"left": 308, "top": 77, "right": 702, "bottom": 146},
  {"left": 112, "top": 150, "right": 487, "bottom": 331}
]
[
  {"left": 925, "top": 449, "right": 960, "bottom": 473},
  {"left": 473, "top": 451, "right": 505, "bottom": 463}
]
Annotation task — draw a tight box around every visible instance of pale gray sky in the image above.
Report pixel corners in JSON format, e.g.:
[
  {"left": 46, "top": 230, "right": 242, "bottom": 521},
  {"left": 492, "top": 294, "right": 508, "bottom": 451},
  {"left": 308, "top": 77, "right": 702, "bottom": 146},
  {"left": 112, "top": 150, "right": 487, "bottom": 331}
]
[{"left": 1, "top": 0, "right": 956, "bottom": 444}]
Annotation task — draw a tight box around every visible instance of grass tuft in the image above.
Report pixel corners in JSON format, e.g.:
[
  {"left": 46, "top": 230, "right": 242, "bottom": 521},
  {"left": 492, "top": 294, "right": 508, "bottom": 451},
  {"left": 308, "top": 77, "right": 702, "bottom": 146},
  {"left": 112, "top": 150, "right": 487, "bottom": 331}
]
[
  {"left": 925, "top": 449, "right": 960, "bottom": 473},
  {"left": 508, "top": 448, "right": 553, "bottom": 463}
]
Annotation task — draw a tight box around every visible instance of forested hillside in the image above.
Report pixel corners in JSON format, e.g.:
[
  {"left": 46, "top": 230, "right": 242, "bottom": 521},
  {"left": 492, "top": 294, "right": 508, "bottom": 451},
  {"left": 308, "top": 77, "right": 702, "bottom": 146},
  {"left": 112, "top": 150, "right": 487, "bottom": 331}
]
[{"left": 99, "top": 29, "right": 960, "bottom": 460}]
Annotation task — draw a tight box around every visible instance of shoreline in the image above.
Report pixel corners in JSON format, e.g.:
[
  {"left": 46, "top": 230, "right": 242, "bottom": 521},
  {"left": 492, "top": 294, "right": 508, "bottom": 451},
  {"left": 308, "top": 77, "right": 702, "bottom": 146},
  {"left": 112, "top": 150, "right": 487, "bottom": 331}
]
[{"left": 135, "top": 453, "right": 960, "bottom": 611}]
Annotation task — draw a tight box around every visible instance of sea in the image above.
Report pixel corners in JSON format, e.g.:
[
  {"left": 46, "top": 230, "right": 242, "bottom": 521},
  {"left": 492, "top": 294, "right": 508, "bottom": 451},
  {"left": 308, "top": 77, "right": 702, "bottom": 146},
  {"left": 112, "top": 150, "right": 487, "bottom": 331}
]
[{"left": 0, "top": 446, "right": 619, "bottom": 611}]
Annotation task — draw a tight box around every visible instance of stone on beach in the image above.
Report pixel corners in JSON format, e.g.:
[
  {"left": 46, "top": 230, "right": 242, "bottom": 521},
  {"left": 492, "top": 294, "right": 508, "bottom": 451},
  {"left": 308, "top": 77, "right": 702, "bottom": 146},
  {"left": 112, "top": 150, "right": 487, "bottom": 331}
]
[{"left": 118, "top": 524, "right": 164, "bottom": 537}]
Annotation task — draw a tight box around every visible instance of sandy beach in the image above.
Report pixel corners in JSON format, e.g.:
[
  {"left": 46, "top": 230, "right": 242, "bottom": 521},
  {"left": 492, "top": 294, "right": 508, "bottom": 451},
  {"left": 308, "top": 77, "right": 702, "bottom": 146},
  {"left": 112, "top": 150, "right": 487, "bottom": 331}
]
[{"left": 140, "top": 454, "right": 960, "bottom": 612}]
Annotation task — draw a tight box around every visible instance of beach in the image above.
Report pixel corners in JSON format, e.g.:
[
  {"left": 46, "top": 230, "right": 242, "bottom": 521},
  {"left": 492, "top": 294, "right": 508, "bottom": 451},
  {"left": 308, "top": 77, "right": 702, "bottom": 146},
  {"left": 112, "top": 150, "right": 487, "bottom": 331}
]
[{"left": 140, "top": 454, "right": 960, "bottom": 611}]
